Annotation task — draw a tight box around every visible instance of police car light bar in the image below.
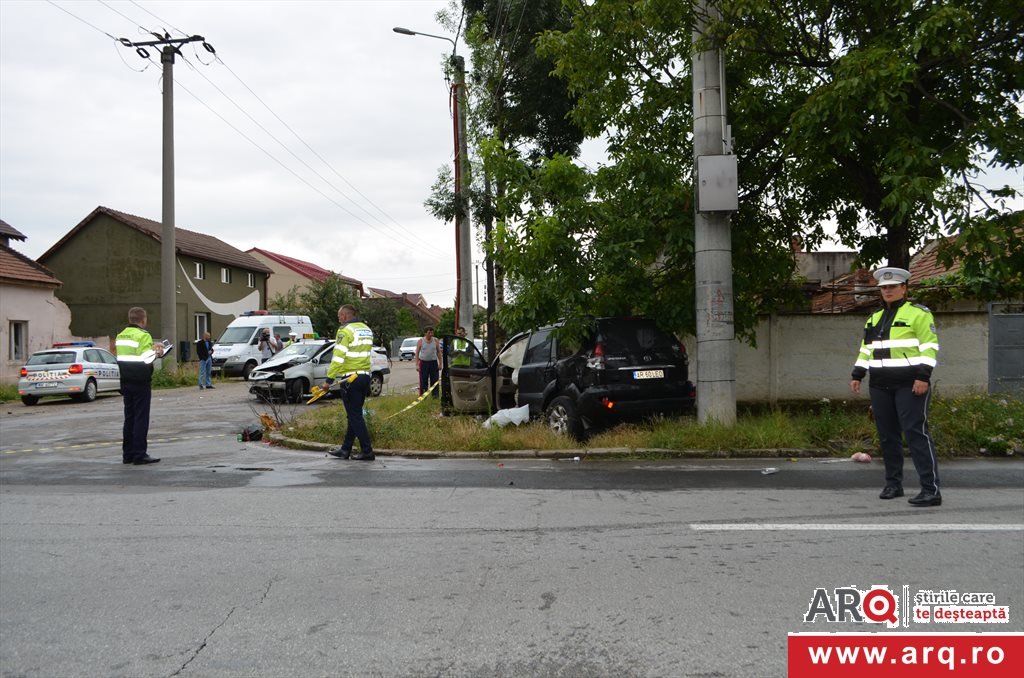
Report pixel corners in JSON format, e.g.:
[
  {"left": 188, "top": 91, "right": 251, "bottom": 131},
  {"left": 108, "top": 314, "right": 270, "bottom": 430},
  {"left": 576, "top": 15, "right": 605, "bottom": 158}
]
[{"left": 52, "top": 341, "right": 95, "bottom": 347}]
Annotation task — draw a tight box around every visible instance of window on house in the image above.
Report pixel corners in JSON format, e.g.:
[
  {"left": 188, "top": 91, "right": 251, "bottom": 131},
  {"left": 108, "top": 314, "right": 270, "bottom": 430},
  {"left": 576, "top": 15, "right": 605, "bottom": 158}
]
[
  {"left": 221, "top": 267, "right": 232, "bottom": 284},
  {"left": 9, "top": 321, "right": 27, "bottom": 362},
  {"left": 247, "top": 272, "right": 255, "bottom": 288},
  {"left": 194, "top": 262, "right": 205, "bottom": 280},
  {"left": 194, "top": 313, "right": 210, "bottom": 340}
]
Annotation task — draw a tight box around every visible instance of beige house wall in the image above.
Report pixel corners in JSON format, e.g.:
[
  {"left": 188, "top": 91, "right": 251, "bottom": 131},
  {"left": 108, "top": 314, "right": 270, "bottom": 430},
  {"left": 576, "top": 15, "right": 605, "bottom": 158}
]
[
  {"left": 249, "top": 251, "right": 311, "bottom": 302},
  {"left": 0, "top": 284, "right": 72, "bottom": 384},
  {"left": 684, "top": 311, "right": 988, "bottom": 403}
]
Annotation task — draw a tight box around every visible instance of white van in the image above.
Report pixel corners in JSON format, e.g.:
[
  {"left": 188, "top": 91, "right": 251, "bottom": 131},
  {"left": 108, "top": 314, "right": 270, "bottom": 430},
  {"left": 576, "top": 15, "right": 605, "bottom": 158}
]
[{"left": 211, "top": 313, "right": 315, "bottom": 379}]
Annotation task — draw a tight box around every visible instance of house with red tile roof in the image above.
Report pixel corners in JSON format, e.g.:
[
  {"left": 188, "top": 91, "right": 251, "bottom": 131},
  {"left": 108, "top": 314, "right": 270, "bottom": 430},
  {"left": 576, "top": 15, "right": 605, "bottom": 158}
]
[
  {"left": 366, "top": 287, "right": 444, "bottom": 329},
  {"left": 0, "top": 220, "right": 75, "bottom": 384},
  {"left": 245, "top": 247, "right": 363, "bottom": 304},
  {"left": 810, "top": 236, "right": 975, "bottom": 313}
]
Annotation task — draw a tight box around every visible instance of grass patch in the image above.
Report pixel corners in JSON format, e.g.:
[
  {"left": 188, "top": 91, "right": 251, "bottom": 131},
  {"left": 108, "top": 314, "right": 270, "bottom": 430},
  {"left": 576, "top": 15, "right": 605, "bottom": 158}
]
[
  {"left": 285, "top": 392, "right": 1022, "bottom": 458},
  {"left": 930, "top": 392, "right": 1023, "bottom": 455},
  {"left": 0, "top": 383, "right": 18, "bottom": 403},
  {"left": 151, "top": 363, "right": 231, "bottom": 390},
  {"left": 285, "top": 394, "right": 570, "bottom": 452}
]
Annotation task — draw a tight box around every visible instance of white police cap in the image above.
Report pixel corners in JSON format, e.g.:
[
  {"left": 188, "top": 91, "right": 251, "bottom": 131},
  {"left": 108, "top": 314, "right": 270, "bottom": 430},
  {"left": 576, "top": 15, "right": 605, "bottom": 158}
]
[{"left": 873, "top": 267, "right": 911, "bottom": 286}]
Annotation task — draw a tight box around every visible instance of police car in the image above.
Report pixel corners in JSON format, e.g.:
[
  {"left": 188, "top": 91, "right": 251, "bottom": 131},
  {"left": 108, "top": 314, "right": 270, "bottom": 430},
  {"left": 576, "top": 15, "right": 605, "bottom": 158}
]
[
  {"left": 17, "top": 342, "right": 121, "bottom": 406},
  {"left": 247, "top": 339, "right": 390, "bottom": 402}
]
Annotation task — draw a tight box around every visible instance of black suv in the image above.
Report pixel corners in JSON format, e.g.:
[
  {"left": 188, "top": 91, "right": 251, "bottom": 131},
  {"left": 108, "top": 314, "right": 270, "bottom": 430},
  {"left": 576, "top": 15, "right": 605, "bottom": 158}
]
[{"left": 441, "top": 317, "right": 695, "bottom": 438}]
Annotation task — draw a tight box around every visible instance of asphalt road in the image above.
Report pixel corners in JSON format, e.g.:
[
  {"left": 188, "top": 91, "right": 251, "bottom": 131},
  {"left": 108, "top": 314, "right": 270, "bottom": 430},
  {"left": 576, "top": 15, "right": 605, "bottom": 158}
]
[{"left": 1, "top": 379, "right": 1022, "bottom": 677}]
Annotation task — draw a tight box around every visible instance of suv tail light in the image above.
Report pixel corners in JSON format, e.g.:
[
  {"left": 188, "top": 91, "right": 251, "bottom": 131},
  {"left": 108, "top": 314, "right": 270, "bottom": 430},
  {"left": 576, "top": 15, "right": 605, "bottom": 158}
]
[
  {"left": 587, "top": 342, "right": 606, "bottom": 370},
  {"left": 20, "top": 367, "right": 27, "bottom": 377},
  {"left": 68, "top": 364, "right": 84, "bottom": 374}
]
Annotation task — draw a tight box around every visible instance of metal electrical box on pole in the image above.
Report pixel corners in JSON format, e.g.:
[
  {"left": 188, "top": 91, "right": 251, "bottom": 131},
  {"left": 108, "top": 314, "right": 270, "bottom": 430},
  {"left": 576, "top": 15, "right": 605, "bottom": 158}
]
[{"left": 692, "top": 1, "right": 737, "bottom": 425}]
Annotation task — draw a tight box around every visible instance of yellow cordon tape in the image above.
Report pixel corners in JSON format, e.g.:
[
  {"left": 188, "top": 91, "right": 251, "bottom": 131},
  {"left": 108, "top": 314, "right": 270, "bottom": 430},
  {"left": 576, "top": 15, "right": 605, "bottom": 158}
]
[
  {"left": 382, "top": 380, "right": 440, "bottom": 420},
  {"left": 305, "top": 373, "right": 358, "bottom": 405}
]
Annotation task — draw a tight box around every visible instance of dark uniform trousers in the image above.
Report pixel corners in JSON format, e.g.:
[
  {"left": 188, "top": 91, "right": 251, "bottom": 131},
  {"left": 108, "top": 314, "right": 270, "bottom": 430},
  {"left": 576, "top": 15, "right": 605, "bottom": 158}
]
[
  {"left": 869, "top": 385, "right": 939, "bottom": 494},
  {"left": 121, "top": 380, "right": 152, "bottom": 462},
  {"left": 340, "top": 373, "right": 372, "bottom": 454}
]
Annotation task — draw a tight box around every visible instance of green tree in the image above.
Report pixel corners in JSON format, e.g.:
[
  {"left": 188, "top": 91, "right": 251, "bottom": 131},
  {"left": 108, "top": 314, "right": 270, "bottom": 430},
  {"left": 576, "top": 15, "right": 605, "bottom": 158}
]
[
  {"left": 539, "top": 0, "right": 1021, "bottom": 279},
  {"left": 268, "top": 285, "right": 304, "bottom": 314},
  {"left": 702, "top": 0, "right": 1023, "bottom": 271},
  {"left": 435, "top": 307, "right": 456, "bottom": 337},
  {"left": 300, "top": 275, "right": 359, "bottom": 338},
  {"left": 396, "top": 308, "right": 419, "bottom": 337},
  {"left": 357, "top": 298, "right": 406, "bottom": 351}
]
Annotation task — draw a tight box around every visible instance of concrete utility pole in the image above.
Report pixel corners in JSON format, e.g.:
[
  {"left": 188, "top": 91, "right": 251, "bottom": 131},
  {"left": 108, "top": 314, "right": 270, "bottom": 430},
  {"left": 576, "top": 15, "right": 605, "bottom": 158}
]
[
  {"left": 691, "top": 2, "right": 738, "bottom": 425},
  {"left": 452, "top": 54, "right": 474, "bottom": 340},
  {"left": 123, "top": 33, "right": 207, "bottom": 372},
  {"left": 393, "top": 27, "right": 475, "bottom": 340},
  {"left": 160, "top": 45, "right": 177, "bottom": 372}
]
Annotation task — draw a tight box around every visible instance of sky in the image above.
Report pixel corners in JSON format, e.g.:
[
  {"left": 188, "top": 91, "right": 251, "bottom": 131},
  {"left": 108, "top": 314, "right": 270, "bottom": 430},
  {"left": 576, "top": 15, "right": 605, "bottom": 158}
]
[{"left": 1, "top": 0, "right": 473, "bottom": 307}]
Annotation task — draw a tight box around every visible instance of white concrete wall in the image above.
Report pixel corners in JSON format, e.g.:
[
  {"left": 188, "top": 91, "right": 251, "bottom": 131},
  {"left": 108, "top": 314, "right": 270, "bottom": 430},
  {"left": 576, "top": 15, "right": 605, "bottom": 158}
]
[
  {"left": 1, "top": 285, "right": 73, "bottom": 384},
  {"left": 685, "top": 311, "right": 988, "bottom": 402}
]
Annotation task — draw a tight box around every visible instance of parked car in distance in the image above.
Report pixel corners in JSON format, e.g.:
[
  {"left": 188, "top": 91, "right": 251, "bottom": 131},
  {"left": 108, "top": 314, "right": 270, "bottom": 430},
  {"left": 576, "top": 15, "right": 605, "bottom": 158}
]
[
  {"left": 17, "top": 342, "right": 121, "bottom": 406},
  {"left": 398, "top": 337, "right": 419, "bottom": 361},
  {"left": 247, "top": 340, "right": 390, "bottom": 402},
  {"left": 442, "top": 317, "right": 695, "bottom": 439}
]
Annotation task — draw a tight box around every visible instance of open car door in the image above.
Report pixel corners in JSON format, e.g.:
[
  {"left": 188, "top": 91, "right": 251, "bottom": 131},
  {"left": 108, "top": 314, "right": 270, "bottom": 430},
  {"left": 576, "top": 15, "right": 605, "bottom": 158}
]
[
  {"left": 441, "top": 332, "right": 530, "bottom": 415},
  {"left": 440, "top": 335, "right": 492, "bottom": 414}
]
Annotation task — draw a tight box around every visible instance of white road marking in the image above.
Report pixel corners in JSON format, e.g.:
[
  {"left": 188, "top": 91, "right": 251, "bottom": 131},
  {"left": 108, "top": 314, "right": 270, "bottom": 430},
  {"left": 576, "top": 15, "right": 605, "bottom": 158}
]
[{"left": 690, "top": 523, "right": 1024, "bottom": 532}]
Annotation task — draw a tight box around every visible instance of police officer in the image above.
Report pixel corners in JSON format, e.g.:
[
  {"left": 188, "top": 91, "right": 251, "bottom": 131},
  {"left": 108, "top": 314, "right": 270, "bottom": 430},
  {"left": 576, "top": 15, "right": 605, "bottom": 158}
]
[
  {"left": 850, "top": 267, "right": 941, "bottom": 507},
  {"left": 115, "top": 307, "right": 164, "bottom": 465},
  {"left": 450, "top": 326, "right": 472, "bottom": 367},
  {"left": 325, "top": 304, "right": 375, "bottom": 461}
]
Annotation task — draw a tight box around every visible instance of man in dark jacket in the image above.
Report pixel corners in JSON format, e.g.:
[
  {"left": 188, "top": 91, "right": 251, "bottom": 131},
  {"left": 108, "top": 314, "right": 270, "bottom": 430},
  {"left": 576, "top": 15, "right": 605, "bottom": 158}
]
[{"left": 195, "top": 331, "right": 214, "bottom": 389}]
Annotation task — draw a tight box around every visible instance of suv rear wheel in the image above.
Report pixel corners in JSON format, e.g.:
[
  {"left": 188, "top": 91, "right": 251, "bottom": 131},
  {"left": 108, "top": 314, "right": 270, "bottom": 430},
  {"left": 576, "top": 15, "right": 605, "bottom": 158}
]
[{"left": 547, "top": 396, "right": 584, "bottom": 440}]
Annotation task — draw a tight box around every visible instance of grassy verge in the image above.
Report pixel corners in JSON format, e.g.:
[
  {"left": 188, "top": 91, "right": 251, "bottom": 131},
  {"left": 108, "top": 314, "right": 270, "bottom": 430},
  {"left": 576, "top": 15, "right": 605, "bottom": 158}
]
[
  {"left": 0, "top": 365, "right": 231, "bottom": 403},
  {"left": 283, "top": 392, "right": 1022, "bottom": 457},
  {"left": 0, "top": 383, "right": 18, "bottom": 403},
  {"left": 151, "top": 363, "right": 231, "bottom": 390}
]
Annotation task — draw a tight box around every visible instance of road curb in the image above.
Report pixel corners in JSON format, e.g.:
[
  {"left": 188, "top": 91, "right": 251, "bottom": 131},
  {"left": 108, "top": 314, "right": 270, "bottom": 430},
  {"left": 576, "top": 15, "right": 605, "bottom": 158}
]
[{"left": 267, "top": 431, "right": 833, "bottom": 459}]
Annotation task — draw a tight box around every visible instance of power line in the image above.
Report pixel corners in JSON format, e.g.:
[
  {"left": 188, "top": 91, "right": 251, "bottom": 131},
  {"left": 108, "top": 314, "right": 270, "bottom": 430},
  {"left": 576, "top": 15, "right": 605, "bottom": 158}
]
[
  {"left": 170, "top": 54, "right": 448, "bottom": 258},
  {"left": 96, "top": 0, "right": 146, "bottom": 32},
  {"left": 213, "top": 56, "right": 449, "bottom": 255},
  {"left": 44, "top": 0, "right": 117, "bottom": 40},
  {"left": 121, "top": 0, "right": 451, "bottom": 257}
]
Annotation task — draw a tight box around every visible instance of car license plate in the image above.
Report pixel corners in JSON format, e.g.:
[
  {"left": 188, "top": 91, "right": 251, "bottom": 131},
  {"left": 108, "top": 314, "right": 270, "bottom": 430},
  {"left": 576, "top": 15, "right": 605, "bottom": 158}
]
[
  {"left": 35, "top": 382, "right": 59, "bottom": 389},
  {"left": 633, "top": 369, "right": 664, "bottom": 380}
]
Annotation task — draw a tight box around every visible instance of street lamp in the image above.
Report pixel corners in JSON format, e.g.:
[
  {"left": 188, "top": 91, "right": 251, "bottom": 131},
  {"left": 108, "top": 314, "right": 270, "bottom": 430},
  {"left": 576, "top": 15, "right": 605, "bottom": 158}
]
[{"left": 393, "top": 26, "right": 474, "bottom": 341}]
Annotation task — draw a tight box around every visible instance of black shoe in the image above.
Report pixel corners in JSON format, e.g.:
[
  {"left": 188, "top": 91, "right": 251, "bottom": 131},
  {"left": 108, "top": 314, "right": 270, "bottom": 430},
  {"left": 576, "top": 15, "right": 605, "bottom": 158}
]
[
  {"left": 133, "top": 456, "right": 160, "bottom": 465},
  {"left": 879, "top": 486, "right": 904, "bottom": 500},
  {"left": 351, "top": 451, "right": 375, "bottom": 461},
  {"left": 206, "top": 385, "right": 214, "bottom": 389},
  {"left": 908, "top": 492, "right": 942, "bottom": 507},
  {"left": 122, "top": 458, "right": 133, "bottom": 465},
  {"left": 328, "top": 448, "right": 350, "bottom": 459}
]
